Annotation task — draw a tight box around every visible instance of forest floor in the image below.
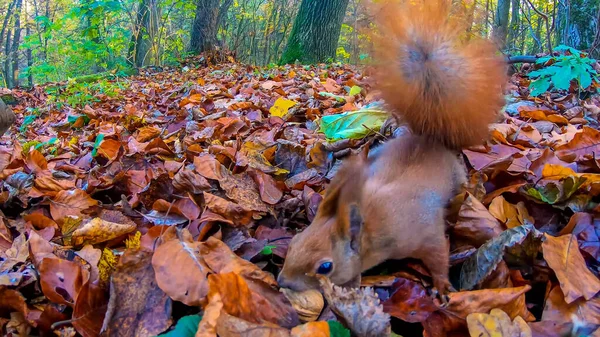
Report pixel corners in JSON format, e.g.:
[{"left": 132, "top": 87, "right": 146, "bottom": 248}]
[{"left": 1, "top": 56, "right": 600, "bottom": 337}]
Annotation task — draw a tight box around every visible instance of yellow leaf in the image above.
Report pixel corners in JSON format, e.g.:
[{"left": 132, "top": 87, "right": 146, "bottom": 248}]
[
  {"left": 269, "top": 97, "right": 296, "bottom": 118},
  {"left": 288, "top": 70, "right": 297, "bottom": 78},
  {"left": 542, "top": 164, "right": 600, "bottom": 192},
  {"left": 98, "top": 248, "right": 117, "bottom": 284},
  {"left": 467, "top": 308, "right": 532, "bottom": 337},
  {"left": 71, "top": 217, "right": 136, "bottom": 246},
  {"left": 125, "top": 231, "right": 141, "bottom": 250},
  {"left": 61, "top": 216, "right": 82, "bottom": 245}
]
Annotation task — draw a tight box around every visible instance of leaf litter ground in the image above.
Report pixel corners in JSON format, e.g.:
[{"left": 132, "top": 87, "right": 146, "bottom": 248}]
[{"left": 1, "top": 58, "right": 600, "bottom": 337}]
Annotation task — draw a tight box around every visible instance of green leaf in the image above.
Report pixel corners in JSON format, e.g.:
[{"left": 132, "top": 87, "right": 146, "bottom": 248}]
[
  {"left": 551, "top": 64, "right": 573, "bottom": 90},
  {"left": 529, "top": 77, "right": 552, "bottom": 96},
  {"left": 68, "top": 114, "right": 91, "bottom": 126},
  {"left": 319, "top": 108, "right": 388, "bottom": 141},
  {"left": 20, "top": 115, "right": 37, "bottom": 133},
  {"left": 349, "top": 85, "right": 362, "bottom": 96},
  {"left": 92, "top": 134, "right": 105, "bottom": 157},
  {"left": 261, "top": 245, "right": 276, "bottom": 255},
  {"left": 319, "top": 92, "right": 346, "bottom": 103},
  {"left": 328, "top": 320, "right": 351, "bottom": 337},
  {"left": 524, "top": 176, "right": 585, "bottom": 205},
  {"left": 157, "top": 315, "right": 202, "bottom": 337}
]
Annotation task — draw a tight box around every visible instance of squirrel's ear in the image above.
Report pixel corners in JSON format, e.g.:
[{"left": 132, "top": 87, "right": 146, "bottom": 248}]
[{"left": 348, "top": 203, "right": 363, "bottom": 252}]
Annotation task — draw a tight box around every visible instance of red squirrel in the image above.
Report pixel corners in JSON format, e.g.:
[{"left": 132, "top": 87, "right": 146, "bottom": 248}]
[{"left": 277, "top": 0, "right": 506, "bottom": 294}]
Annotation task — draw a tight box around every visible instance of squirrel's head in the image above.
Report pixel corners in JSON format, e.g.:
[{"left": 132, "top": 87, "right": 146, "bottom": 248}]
[
  {"left": 278, "top": 202, "right": 364, "bottom": 291},
  {"left": 278, "top": 155, "right": 368, "bottom": 292}
]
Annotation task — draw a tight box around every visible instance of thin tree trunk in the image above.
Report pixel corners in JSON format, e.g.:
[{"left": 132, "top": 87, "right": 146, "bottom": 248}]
[
  {"left": 493, "top": 0, "right": 511, "bottom": 49},
  {"left": 507, "top": 0, "right": 520, "bottom": 51},
  {"left": 0, "top": 0, "right": 15, "bottom": 49},
  {"left": 4, "top": 29, "right": 12, "bottom": 88},
  {"left": 280, "top": 0, "right": 350, "bottom": 64},
  {"left": 26, "top": 24, "right": 32, "bottom": 86},
  {"left": 11, "top": 0, "right": 22, "bottom": 87},
  {"left": 129, "top": 0, "right": 159, "bottom": 67}
]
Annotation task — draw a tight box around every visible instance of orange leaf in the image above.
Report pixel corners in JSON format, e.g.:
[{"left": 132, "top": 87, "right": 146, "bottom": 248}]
[
  {"left": 542, "top": 234, "right": 600, "bottom": 303},
  {"left": 49, "top": 189, "right": 98, "bottom": 223}
]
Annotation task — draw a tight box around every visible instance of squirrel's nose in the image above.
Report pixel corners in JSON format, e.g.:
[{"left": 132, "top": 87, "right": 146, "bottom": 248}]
[{"left": 277, "top": 273, "right": 291, "bottom": 289}]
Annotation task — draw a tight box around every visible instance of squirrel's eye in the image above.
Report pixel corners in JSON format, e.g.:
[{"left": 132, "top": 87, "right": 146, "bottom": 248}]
[{"left": 317, "top": 261, "right": 333, "bottom": 274}]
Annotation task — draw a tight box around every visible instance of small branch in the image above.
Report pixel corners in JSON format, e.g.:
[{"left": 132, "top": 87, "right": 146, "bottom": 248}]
[{"left": 506, "top": 55, "right": 539, "bottom": 64}]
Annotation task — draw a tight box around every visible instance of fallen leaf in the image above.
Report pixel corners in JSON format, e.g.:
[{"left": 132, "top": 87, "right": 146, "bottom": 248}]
[
  {"left": 454, "top": 192, "right": 504, "bottom": 247},
  {"left": 49, "top": 189, "right": 98, "bottom": 223},
  {"left": 207, "top": 273, "right": 299, "bottom": 328},
  {"left": 319, "top": 107, "right": 388, "bottom": 141},
  {"left": 203, "top": 192, "right": 254, "bottom": 226},
  {"left": 318, "top": 276, "right": 390, "bottom": 337},
  {"left": 72, "top": 281, "right": 108, "bottom": 337},
  {"left": 466, "top": 308, "right": 532, "bottom": 337},
  {"left": 555, "top": 126, "right": 600, "bottom": 162},
  {"left": 72, "top": 217, "right": 136, "bottom": 246},
  {"left": 152, "top": 229, "right": 210, "bottom": 306},
  {"left": 102, "top": 249, "right": 172, "bottom": 337},
  {"left": 281, "top": 288, "right": 324, "bottom": 322},
  {"left": 542, "top": 285, "right": 600, "bottom": 332},
  {"left": 39, "top": 258, "right": 88, "bottom": 306},
  {"left": 542, "top": 233, "right": 600, "bottom": 303},
  {"left": 200, "top": 236, "right": 277, "bottom": 286},
  {"left": 489, "top": 196, "right": 534, "bottom": 229},
  {"left": 382, "top": 278, "right": 437, "bottom": 323},
  {"left": 439, "top": 286, "right": 534, "bottom": 331},
  {"left": 270, "top": 97, "right": 297, "bottom": 118},
  {"left": 460, "top": 225, "right": 542, "bottom": 290}
]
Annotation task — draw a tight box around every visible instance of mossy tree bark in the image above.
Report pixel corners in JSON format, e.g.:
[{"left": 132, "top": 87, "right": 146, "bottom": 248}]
[
  {"left": 280, "top": 0, "right": 350, "bottom": 64},
  {"left": 128, "top": 0, "right": 159, "bottom": 67},
  {"left": 190, "top": 0, "right": 219, "bottom": 54},
  {"left": 492, "top": 0, "right": 510, "bottom": 50}
]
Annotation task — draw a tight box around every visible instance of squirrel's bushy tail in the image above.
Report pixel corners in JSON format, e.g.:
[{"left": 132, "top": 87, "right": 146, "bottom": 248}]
[{"left": 372, "top": 0, "right": 506, "bottom": 149}]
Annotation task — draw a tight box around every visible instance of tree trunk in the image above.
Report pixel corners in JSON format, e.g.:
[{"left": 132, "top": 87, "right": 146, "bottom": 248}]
[
  {"left": 493, "top": 0, "right": 510, "bottom": 49},
  {"left": 11, "top": 0, "right": 22, "bottom": 87},
  {"left": 280, "top": 0, "right": 350, "bottom": 64},
  {"left": 26, "top": 24, "right": 32, "bottom": 86},
  {"left": 4, "top": 29, "right": 11, "bottom": 88},
  {"left": 129, "top": 0, "right": 159, "bottom": 67},
  {"left": 0, "top": 0, "right": 15, "bottom": 50},
  {"left": 506, "top": 0, "right": 520, "bottom": 51},
  {"left": 189, "top": 0, "right": 219, "bottom": 53}
]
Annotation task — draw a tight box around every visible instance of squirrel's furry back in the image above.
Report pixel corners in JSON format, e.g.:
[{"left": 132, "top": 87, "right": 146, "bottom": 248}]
[{"left": 372, "top": 0, "right": 506, "bottom": 149}]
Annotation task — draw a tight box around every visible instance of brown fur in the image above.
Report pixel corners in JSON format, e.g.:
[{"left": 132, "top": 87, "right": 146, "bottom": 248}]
[{"left": 278, "top": 0, "right": 505, "bottom": 293}]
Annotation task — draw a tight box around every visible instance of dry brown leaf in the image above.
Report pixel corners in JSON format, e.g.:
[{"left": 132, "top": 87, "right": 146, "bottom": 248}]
[
  {"left": 318, "top": 275, "right": 390, "bottom": 337},
  {"left": 280, "top": 288, "right": 324, "bottom": 322},
  {"left": 542, "top": 285, "right": 600, "bottom": 330},
  {"left": 101, "top": 250, "right": 172, "bottom": 337},
  {"left": 542, "top": 233, "right": 600, "bottom": 303},
  {"left": 203, "top": 192, "right": 254, "bottom": 226},
  {"left": 454, "top": 192, "right": 504, "bottom": 247},
  {"left": 555, "top": 126, "right": 600, "bottom": 162},
  {"left": 216, "top": 312, "right": 291, "bottom": 337},
  {"left": 439, "top": 286, "right": 534, "bottom": 331},
  {"left": 49, "top": 189, "right": 98, "bottom": 223},
  {"left": 200, "top": 236, "right": 277, "bottom": 287},
  {"left": 488, "top": 196, "right": 533, "bottom": 229},
  {"left": 72, "top": 281, "right": 108, "bottom": 337},
  {"left": 290, "top": 321, "right": 330, "bottom": 337},
  {"left": 152, "top": 229, "right": 210, "bottom": 306},
  {"left": 71, "top": 217, "right": 136, "bottom": 246},
  {"left": 39, "top": 258, "right": 89, "bottom": 306},
  {"left": 207, "top": 272, "right": 299, "bottom": 328}
]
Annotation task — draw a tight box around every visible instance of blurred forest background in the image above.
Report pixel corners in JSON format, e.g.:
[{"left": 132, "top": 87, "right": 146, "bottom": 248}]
[{"left": 0, "top": 0, "right": 598, "bottom": 88}]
